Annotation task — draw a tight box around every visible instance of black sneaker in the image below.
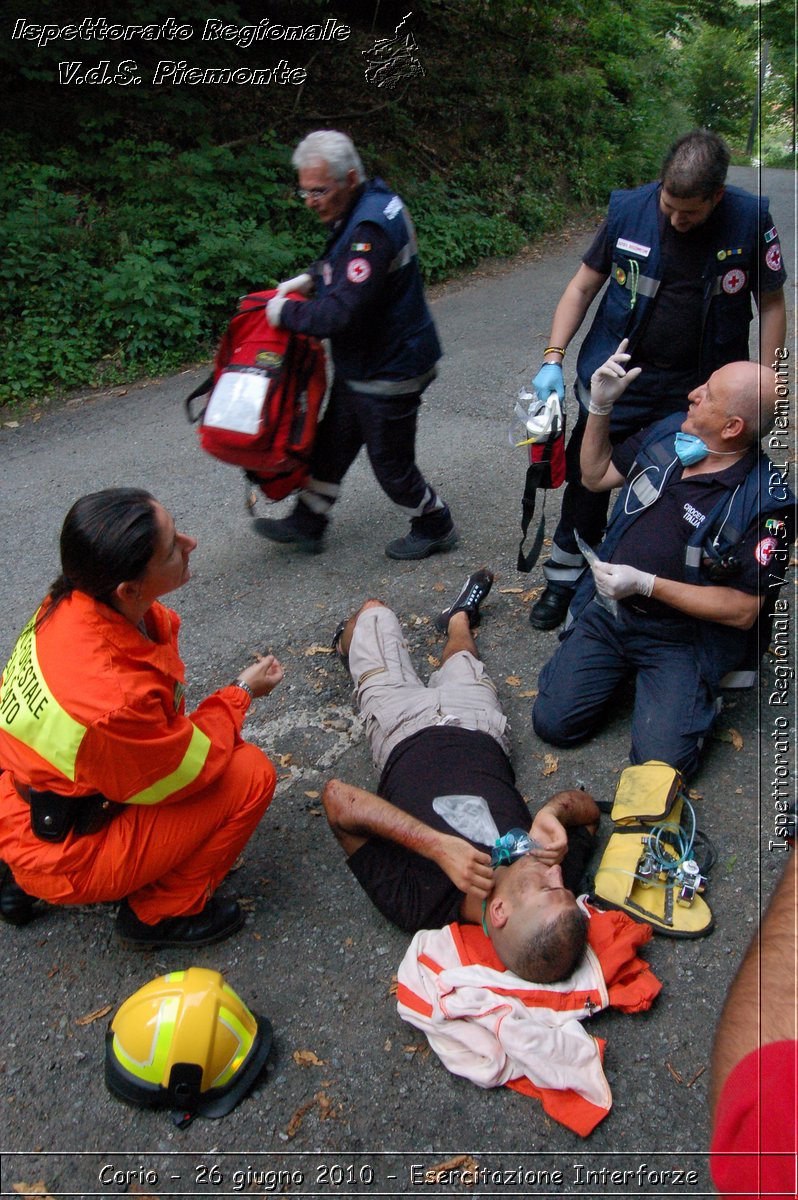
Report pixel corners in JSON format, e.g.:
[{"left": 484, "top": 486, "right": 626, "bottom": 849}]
[
  {"left": 528, "top": 584, "right": 573, "bottom": 631},
  {"left": 385, "top": 525, "right": 459, "bottom": 561},
  {"left": 331, "top": 617, "right": 350, "bottom": 671},
  {"left": 115, "top": 897, "right": 245, "bottom": 949},
  {"left": 435, "top": 569, "right": 494, "bottom": 632}
]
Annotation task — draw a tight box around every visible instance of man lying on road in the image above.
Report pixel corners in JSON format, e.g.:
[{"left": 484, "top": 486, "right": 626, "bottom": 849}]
[{"left": 322, "top": 572, "right": 599, "bottom": 983}]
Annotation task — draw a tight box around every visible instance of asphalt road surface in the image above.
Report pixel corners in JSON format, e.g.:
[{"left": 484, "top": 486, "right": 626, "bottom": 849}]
[{"left": 1, "top": 167, "right": 795, "bottom": 1198}]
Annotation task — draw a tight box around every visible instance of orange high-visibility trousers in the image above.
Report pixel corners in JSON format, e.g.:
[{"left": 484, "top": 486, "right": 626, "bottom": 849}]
[{"left": 0, "top": 743, "right": 275, "bottom": 924}]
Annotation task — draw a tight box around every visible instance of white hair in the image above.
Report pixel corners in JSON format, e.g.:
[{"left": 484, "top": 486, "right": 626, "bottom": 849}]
[{"left": 292, "top": 130, "right": 366, "bottom": 183}]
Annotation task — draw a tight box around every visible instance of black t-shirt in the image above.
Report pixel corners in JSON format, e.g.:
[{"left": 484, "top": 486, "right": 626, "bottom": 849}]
[
  {"left": 610, "top": 435, "right": 780, "bottom": 618},
  {"left": 348, "top": 726, "right": 593, "bottom": 933},
  {"left": 584, "top": 210, "right": 705, "bottom": 369}
]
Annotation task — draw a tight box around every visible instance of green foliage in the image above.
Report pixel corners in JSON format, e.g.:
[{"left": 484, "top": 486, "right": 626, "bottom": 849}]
[
  {"left": 0, "top": 137, "right": 322, "bottom": 403},
  {"left": 679, "top": 20, "right": 756, "bottom": 139},
  {"left": 405, "top": 178, "right": 524, "bottom": 281},
  {"left": 0, "top": 0, "right": 778, "bottom": 406}
]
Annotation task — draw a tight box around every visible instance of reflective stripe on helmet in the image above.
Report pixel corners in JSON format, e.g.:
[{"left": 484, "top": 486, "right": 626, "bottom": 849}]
[
  {"left": 111, "top": 995, "right": 180, "bottom": 1083},
  {"left": 211, "top": 1006, "right": 254, "bottom": 1088}
]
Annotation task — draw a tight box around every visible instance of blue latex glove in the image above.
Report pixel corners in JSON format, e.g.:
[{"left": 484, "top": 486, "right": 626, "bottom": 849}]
[{"left": 532, "top": 361, "right": 565, "bottom": 402}]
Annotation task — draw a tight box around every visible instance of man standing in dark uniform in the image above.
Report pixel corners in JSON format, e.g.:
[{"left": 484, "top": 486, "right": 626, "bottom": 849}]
[
  {"left": 258, "top": 130, "right": 457, "bottom": 561},
  {"left": 527, "top": 129, "right": 786, "bottom": 630}
]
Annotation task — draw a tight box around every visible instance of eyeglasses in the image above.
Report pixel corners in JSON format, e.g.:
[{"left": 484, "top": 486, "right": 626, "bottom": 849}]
[{"left": 297, "top": 186, "right": 335, "bottom": 201}]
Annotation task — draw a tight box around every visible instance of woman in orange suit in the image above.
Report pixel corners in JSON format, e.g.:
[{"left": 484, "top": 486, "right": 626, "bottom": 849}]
[{"left": 0, "top": 488, "right": 281, "bottom": 948}]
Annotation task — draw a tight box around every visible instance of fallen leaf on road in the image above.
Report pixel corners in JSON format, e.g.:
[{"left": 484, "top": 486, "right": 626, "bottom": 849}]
[
  {"left": 75, "top": 1004, "right": 112, "bottom": 1026},
  {"left": 519, "top": 689, "right": 538, "bottom": 698},
  {"left": 687, "top": 789, "right": 703, "bottom": 800},
  {"left": 286, "top": 1090, "right": 341, "bottom": 1139},
  {"left": 286, "top": 1096, "right": 316, "bottom": 1139},
  {"left": 130, "top": 1186, "right": 161, "bottom": 1199},
  {"left": 522, "top": 587, "right": 544, "bottom": 602},
  {"left": 542, "top": 753, "right": 559, "bottom": 776},
  {"left": 293, "top": 1049, "right": 326, "bottom": 1067},
  {"left": 304, "top": 644, "right": 334, "bottom": 655},
  {"left": 433, "top": 583, "right": 446, "bottom": 592},
  {"left": 278, "top": 753, "right": 293, "bottom": 767},
  {"left": 500, "top": 587, "right": 523, "bottom": 594},
  {"left": 505, "top": 676, "right": 521, "bottom": 687},
  {"left": 304, "top": 790, "right": 319, "bottom": 799},
  {"left": 427, "top": 655, "right": 440, "bottom": 668},
  {"left": 423, "top": 1156, "right": 480, "bottom": 1183},
  {"left": 12, "top": 1185, "right": 56, "bottom": 1199},
  {"left": 714, "top": 727, "right": 743, "bottom": 750},
  {"left": 316, "top": 1090, "right": 340, "bottom": 1121},
  {"left": 403, "top": 1042, "right": 430, "bottom": 1057}
]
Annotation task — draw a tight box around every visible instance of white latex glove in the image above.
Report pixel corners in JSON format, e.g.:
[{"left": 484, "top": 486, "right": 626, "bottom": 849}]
[
  {"left": 592, "top": 559, "right": 655, "bottom": 600},
  {"left": 276, "top": 272, "right": 313, "bottom": 298},
  {"left": 266, "top": 295, "right": 287, "bottom": 327},
  {"left": 588, "top": 339, "right": 643, "bottom": 415}
]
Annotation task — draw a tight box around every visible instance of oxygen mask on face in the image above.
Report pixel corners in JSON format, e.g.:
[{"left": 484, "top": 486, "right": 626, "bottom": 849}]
[{"left": 490, "top": 827, "right": 542, "bottom": 868}]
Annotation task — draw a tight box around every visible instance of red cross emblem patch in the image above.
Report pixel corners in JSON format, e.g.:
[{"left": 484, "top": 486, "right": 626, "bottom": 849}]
[
  {"left": 347, "top": 257, "right": 372, "bottom": 284},
  {"left": 766, "top": 243, "right": 782, "bottom": 272},
  {"left": 721, "top": 268, "right": 746, "bottom": 294}
]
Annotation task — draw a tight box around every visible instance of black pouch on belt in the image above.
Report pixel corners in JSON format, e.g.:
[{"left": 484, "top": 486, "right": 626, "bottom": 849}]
[{"left": 28, "top": 788, "right": 122, "bottom": 842}]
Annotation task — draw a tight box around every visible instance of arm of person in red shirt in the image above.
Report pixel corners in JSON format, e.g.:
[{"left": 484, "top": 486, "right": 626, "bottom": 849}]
[{"left": 711, "top": 848, "right": 797, "bottom": 1114}]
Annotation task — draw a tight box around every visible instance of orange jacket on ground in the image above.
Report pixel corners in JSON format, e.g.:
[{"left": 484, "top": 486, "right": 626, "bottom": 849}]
[{"left": 396, "top": 901, "right": 662, "bottom": 1136}]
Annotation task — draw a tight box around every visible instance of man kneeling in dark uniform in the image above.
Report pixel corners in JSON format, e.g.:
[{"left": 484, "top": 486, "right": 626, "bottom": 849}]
[{"left": 322, "top": 573, "right": 599, "bottom": 984}]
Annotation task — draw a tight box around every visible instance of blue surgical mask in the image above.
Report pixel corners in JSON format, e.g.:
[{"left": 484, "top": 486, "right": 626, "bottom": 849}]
[{"left": 674, "top": 432, "right": 709, "bottom": 466}]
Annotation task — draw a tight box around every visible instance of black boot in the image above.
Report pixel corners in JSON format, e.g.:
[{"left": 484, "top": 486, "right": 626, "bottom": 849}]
[
  {"left": 115, "top": 897, "right": 245, "bottom": 949},
  {"left": 0, "top": 863, "right": 40, "bottom": 926},
  {"left": 253, "top": 500, "right": 327, "bottom": 552},
  {"left": 529, "top": 583, "right": 574, "bottom": 631},
  {"left": 385, "top": 506, "right": 458, "bottom": 561}
]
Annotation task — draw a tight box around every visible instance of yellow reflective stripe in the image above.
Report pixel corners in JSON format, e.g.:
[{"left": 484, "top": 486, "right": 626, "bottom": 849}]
[
  {"left": 211, "top": 1007, "right": 253, "bottom": 1088},
  {"left": 125, "top": 724, "right": 212, "bottom": 806},
  {"left": 113, "top": 996, "right": 179, "bottom": 1083},
  {"left": 0, "top": 613, "right": 86, "bottom": 781}
]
